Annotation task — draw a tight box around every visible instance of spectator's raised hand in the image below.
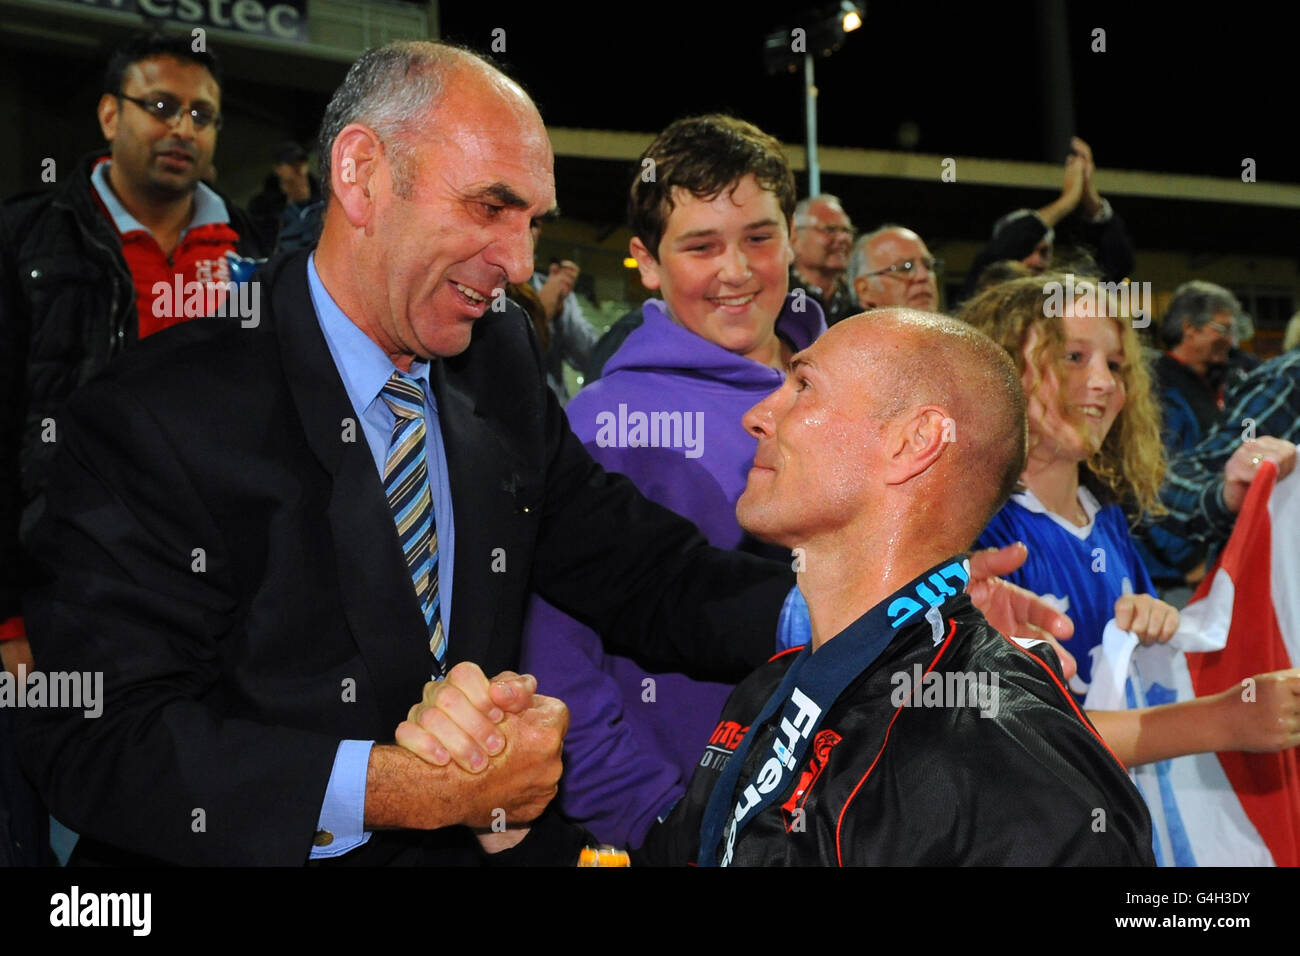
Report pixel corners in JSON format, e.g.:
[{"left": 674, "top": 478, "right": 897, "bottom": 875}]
[
  {"left": 1060, "top": 151, "right": 1086, "bottom": 213},
  {"left": 967, "top": 543, "right": 1078, "bottom": 679},
  {"left": 536, "top": 260, "right": 580, "bottom": 319},
  {"left": 1073, "top": 136, "right": 1105, "bottom": 218},
  {"left": 1223, "top": 437, "right": 1298, "bottom": 513}
]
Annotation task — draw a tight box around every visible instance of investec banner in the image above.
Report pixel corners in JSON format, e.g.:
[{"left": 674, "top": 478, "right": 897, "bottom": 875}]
[{"left": 56, "top": 0, "right": 308, "bottom": 42}]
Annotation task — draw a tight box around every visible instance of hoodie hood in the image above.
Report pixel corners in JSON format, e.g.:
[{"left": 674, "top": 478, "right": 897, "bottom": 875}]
[{"left": 601, "top": 293, "right": 826, "bottom": 387}]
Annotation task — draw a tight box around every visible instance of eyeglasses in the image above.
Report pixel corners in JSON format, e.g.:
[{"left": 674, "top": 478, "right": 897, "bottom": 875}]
[
  {"left": 119, "top": 93, "right": 222, "bottom": 131},
  {"left": 861, "top": 257, "right": 943, "bottom": 279},
  {"left": 1205, "top": 320, "right": 1234, "bottom": 336}
]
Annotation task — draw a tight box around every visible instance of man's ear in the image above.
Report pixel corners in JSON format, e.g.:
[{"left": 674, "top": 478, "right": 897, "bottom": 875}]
[
  {"left": 853, "top": 275, "right": 876, "bottom": 310},
  {"left": 629, "top": 236, "right": 662, "bottom": 291},
  {"left": 330, "top": 123, "right": 385, "bottom": 227},
  {"left": 97, "top": 93, "right": 119, "bottom": 143},
  {"left": 883, "top": 406, "right": 950, "bottom": 485}
]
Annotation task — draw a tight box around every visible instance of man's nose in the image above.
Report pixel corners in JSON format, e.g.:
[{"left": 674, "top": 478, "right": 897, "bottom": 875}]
[
  {"left": 167, "top": 111, "right": 199, "bottom": 139},
  {"left": 496, "top": 225, "right": 536, "bottom": 286},
  {"left": 742, "top": 393, "right": 776, "bottom": 438},
  {"left": 743, "top": 382, "right": 788, "bottom": 437}
]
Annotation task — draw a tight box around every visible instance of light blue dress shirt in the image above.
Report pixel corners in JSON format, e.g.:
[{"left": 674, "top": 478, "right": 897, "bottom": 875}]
[
  {"left": 306, "top": 254, "right": 456, "bottom": 859},
  {"left": 92, "top": 160, "right": 230, "bottom": 234}
]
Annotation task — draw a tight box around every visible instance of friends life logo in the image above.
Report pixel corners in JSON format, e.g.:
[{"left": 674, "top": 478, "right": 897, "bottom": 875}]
[{"left": 593, "top": 403, "right": 704, "bottom": 460}]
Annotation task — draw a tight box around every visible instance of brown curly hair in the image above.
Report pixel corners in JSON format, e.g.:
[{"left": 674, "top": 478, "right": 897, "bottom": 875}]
[{"left": 958, "top": 273, "right": 1167, "bottom": 520}]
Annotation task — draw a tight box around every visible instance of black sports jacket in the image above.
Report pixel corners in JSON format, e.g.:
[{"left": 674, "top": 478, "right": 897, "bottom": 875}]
[{"left": 638, "top": 556, "right": 1155, "bottom": 866}]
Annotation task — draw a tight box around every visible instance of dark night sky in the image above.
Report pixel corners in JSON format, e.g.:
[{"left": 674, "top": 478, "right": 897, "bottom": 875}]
[{"left": 439, "top": 1, "right": 1290, "bottom": 183}]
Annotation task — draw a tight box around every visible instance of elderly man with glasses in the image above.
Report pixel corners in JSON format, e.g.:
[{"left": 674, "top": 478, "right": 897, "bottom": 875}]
[
  {"left": 788, "top": 194, "right": 859, "bottom": 325},
  {"left": 850, "top": 225, "right": 943, "bottom": 313},
  {"left": 0, "top": 31, "right": 267, "bottom": 862}
]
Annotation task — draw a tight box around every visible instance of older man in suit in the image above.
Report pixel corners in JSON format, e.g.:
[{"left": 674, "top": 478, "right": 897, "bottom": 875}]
[{"left": 17, "top": 42, "right": 1069, "bottom": 866}]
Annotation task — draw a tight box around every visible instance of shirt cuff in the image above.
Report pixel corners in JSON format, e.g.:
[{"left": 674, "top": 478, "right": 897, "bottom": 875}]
[
  {"left": 1205, "top": 481, "right": 1240, "bottom": 540},
  {"left": 309, "top": 739, "right": 374, "bottom": 860},
  {"left": 0, "top": 617, "right": 25, "bottom": 642},
  {"left": 1082, "top": 197, "right": 1114, "bottom": 224}
]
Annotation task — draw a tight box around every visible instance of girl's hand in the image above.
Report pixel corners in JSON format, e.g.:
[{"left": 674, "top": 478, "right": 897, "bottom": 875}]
[
  {"left": 1216, "top": 670, "right": 1300, "bottom": 752},
  {"left": 1114, "top": 593, "right": 1179, "bottom": 646}
]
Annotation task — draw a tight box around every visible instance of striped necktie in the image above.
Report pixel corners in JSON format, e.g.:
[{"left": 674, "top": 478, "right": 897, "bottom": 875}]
[{"left": 380, "top": 373, "right": 447, "bottom": 678}]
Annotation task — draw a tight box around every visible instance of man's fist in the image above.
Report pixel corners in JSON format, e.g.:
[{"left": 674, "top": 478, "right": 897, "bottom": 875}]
[
  {"left": 366, "top": 692, "right": 569, "bottom": 833},
  {"left": 453, "top": 693, "right": 570, "bottom": 829},
  {"left": 396, "top": 661, "right": 538, "bottom": 772},
  {"left": 1114, "top": 593, "right": 1179, "bottom": 646},
  {"left": 1223, "top": 437, "right": 1297, "bottom": 513}
]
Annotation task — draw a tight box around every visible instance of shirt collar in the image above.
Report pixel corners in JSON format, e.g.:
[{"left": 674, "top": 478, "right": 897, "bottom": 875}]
[
  {"left": 90, "top": 159, "right": 229, "bottom": 237},
  {"left": 307, "top": 253, "right": 431, "bottom": 413},
  {"left": 1011, "top": 485, "right": 1100, "bottom": 539}
]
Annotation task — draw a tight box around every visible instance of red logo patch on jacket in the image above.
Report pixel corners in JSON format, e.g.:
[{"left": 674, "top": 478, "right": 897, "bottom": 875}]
[
  {"left": 781, "top": 728, "right": 842, "bottom": 830},
  {"left": 699, "top": 719, "right": 750, "bottom": 771}
]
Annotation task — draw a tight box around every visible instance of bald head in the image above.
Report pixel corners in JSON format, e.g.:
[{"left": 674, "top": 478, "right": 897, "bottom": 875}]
[
  {"left": 737, "top": 308, "right": 1026, "bottom": 553},
  {"left": 317, "top": 41, "right": 538, "bottom": 199},
  {"left": 850, "top": 226, "right": 939, "bottom": 311}
]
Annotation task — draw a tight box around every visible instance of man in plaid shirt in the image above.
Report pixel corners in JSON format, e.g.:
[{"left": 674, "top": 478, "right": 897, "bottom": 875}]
[{"left": 1148, "top": 349, "right": 1299, "bottom": 551}]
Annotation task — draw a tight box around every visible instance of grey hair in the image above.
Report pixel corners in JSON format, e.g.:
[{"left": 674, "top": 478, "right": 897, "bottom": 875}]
[
  {"left": 848, "top": 223, "right": 909, "bottom": 286},
  {"left": 1159, "top": 280, "right": 1243, "bottom": 348},
  {"left": 316, "top": 42, "right": 472, "bottom": 199},
  {"left": 792, "top": 193, "right": 845, "bottom": 228},
  {"left": 1285, "top": 311, "right": 1300, "bottom": 352}
]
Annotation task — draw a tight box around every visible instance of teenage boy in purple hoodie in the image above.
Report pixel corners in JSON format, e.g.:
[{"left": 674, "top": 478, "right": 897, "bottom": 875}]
[{"left": 518, "top": 115, "right": 827, "bottom": 847}]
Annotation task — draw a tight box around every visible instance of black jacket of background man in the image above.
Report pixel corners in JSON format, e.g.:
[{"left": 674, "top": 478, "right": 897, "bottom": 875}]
[
  {"left": 0, "top": 151, "right": 268, "bottom": 628},
  {"left": 961, "top": 207, "right": 1136, "bottom": 302},
  {"left": 16, "top": 249, "right": 791, "bottom": 866}
]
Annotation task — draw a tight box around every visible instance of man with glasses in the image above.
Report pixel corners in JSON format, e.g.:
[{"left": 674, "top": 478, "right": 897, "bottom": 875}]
[
  {"left": 1156, "top": 281, "right": 1242, "bottom": 453},
  {"left": 850, "top": 225, "right": 942, "bottom": 312},
  {"left": 789, "top": 195, "right": 858, "bottom": 325},
  {"left": 0, "top": 32, "right": 266, "bottom": 862}
]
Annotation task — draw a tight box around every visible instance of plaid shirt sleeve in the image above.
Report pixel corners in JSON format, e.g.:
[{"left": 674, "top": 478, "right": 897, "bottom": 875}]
[{"left": 1149, "top": 352, "right": 1300, "bottom": 546}]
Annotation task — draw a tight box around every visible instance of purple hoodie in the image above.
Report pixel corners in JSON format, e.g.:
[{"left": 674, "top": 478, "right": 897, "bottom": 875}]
[{"left": 520, "top": 294, "right": 826, "bottom": 847}]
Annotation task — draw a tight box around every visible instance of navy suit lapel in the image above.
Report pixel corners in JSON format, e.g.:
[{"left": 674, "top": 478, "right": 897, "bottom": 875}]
[{"left": 269, "top": 252, "right": 431, "bottom": 726}]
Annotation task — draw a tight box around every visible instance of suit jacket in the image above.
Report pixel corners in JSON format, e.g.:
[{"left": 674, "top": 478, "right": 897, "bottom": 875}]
[{"left": 16, "top": 249, "right": 791, "bottom": 866}]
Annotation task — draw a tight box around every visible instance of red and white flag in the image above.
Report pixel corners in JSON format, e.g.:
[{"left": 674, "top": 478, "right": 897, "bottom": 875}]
[{"left": 1086, "top": 462, "right": 1300, "bottom": 866}]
